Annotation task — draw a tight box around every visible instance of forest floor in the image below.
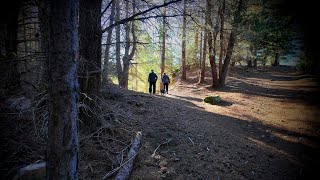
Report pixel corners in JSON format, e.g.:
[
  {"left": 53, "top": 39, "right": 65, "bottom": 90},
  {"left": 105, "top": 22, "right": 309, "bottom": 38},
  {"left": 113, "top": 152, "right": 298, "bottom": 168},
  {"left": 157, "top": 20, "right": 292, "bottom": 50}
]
[
  {"left": 1, "top": 66, "right": 320, "bottom": 180},
  {"left": 80, "top": 66, "right": 320, "bottom": 180}
]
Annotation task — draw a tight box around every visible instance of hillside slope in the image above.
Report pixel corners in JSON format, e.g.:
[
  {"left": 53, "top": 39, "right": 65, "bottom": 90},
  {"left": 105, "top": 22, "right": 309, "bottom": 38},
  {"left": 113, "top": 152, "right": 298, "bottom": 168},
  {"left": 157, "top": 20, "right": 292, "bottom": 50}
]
[{"left": 81, "top": 66, "right": 320, "bottom": 179}]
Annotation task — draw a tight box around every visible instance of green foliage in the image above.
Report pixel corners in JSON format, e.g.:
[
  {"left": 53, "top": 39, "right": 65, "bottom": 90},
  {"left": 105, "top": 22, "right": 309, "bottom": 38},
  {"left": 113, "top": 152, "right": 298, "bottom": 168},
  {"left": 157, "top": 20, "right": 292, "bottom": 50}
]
[
  {"left": 240, "top": 2, "right": 295, "bottom": 62},
  {"left": 204, "top": 96, "right": 221, "bottom": 105},
  {"left": 296, "top": 53, "right": 314, "bottom": 73}
]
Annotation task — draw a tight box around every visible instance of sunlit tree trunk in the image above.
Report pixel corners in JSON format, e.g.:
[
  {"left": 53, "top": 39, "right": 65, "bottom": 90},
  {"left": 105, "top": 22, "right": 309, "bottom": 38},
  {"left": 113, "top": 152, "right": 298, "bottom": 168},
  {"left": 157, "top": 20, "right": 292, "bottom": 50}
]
[
  {"left": 181, "top": 0, "right": 187, "bottom": 80},
  {"left": 119, "top": 0, "right": 131, "bottom": 88},
  {"left": 79, "top": 0, "right": 102, "bottom": 94},
  {"left": 47, "top": 0, "right": 79, "bottom": 178},
  {"left": 119, "top": 0, "right": 137, "bottom": 88},
  {"left": 194, "top": 28, "right": 199, "bottom": 67},
  {"left": 199, "top": 30, "right": 203, "bottom": 67},
  {"left": 103, "top": 0, "right": 115, "bottom": 83},
  {"left": 161, "top": 0, "right": 166, "bottom": 77},
  {"left": 199, "top": 29, "right": 207, "bottom": 84}
]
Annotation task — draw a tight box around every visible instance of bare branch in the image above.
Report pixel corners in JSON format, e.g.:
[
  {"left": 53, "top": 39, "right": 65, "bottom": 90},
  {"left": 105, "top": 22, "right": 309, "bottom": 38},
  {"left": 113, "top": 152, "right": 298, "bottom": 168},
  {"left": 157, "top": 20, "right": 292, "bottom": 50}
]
[{"left": 102, "top": 0, "right": 182, "bottom": 33}]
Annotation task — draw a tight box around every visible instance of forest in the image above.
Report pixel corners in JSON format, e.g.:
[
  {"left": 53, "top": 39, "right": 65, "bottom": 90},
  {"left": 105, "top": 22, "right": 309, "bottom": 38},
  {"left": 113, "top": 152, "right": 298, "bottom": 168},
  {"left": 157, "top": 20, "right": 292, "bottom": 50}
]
[{"left": 0, "top": 0, "right": 319, "bottom": 179}]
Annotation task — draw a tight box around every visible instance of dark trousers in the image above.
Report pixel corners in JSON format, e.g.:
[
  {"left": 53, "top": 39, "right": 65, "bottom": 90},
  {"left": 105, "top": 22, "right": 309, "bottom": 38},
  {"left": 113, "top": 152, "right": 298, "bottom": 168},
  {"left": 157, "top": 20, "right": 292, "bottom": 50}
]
[
  {"left": 149, "top": 82, "right": 156, "bottom": 94},
  {"left": 163, "top": 83, "right": 169, "bottom": 93}
]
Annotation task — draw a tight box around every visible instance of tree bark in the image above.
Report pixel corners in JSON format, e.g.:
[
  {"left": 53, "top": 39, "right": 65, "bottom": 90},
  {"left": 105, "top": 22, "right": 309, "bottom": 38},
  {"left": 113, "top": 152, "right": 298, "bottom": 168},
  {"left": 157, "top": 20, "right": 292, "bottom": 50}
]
[
  {"left": 199, "top": 31, "right": 203, "bottom": 67},
  {"left": 219, "top": 0, "right": 243, "bottom": 87},
  {"left": 253, "top": 58, "right": 257, "bottom": 67},
  {"left": 119, "top": 0, "right": 131, "bottom": 88},
  {"left": 272, "top": 52, "right": 279, "bottom": 66},
  {"left": 38, "top": 0, "right": 50, "bottom": 83},
  {"left": 218, "top": 0, "right": 225, "bottom": 80},
  {"left": 119, "top": 0, "right": 137, "bottom": 88},
  {"left": 199, "top": 29, "right": 207, "bottom": 84},
  {"left": 181, "top": 0, "right": 187, "bottom": 80},
  {"left": 247, "top": 57, "right": 252, "bottom": 67},
  {"left": 115, "top": 0, "right": 122, "bottom": 86},
  {"left": 161, "top": 0, "right": 166, "bottom": 77},
  {"left": 194, "top": 29, "right": 199, "bottom": 67},
  {"left": 1, "top": 0, "right": 21, "bottom": 94},
  {"left": 207, "top": 0, "right": 219, "bottom": 87},
  {"left": 47, "top": 0, "right": 79, "bottom": 179},
  {"left": 79, "top": 0, "right": 102, "bottom": 94},
  {"left": 103, "top": 0, "right": 116, "bottom": 83}
]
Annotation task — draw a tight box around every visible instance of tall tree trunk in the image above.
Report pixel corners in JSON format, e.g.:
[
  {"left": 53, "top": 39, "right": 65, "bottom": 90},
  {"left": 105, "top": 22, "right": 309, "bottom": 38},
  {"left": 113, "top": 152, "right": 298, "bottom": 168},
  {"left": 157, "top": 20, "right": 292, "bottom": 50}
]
[
  {"left": 199, "top": 30, "right": 203, "bottom": 67},
  {"left": 47, "top": 0, "right": 79, "bottom": 179},
  {"left": 272, "top": 52, "right": 279, "bottom": 66},
  {"left": 79, "top": 0, "right": 102, "bottom": 94},
  {"left": 253, "top": 58, "right": 257, "bottom": 67},
  {"left": 119, "top": 0, "right": 137, "bottom": 88},
  {"left": 2, "top": 1, "right": 20, "bottom": 94},
  {"left": 161, "top": 0, "right": 166, "bottom": 77},
  {"left": 219, "top": 0, "right": 243, "bottom": 87},
  {"left": 115, "top": 0, "right": 122, "bottom": 85},
  {"left": 38, "top": 0, "right": 50, "bottom": 83},
  {"left": 207, "top": 0, "right": 218, "bottom": 87},
  {"left": 194, "top": 28, "right": 199, "bottom": 67},
  {"left": 218, "top": 0, "right": 225, "bottom": 81},
  {"left": 181, "top": 0, "right": 187, "bottom": 80},
  {"left": 119, "top": 0, "right": 131, "bottom": 88},
  {"left": 199, "top": 30, "right": 207, "bottom": 84},
  {"left": 103, "top": 0, "right": 116, "bottom": 83},
  {"left": 247, "top": 57, "right": 252, "bottom": 67},
  {"left": 219, "top": 31, "right": 235, "bottom": 87}
]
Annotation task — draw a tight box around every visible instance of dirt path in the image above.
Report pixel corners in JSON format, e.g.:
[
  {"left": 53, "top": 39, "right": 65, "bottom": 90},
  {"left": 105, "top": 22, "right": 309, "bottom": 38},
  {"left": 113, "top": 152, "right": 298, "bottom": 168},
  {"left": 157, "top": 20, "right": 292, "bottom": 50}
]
[
  {"left": 126, "top": 66, "right": 320, "bottom": 180},
  {"left": 2, "top": 67, "right": 319, "bottom": 179}
]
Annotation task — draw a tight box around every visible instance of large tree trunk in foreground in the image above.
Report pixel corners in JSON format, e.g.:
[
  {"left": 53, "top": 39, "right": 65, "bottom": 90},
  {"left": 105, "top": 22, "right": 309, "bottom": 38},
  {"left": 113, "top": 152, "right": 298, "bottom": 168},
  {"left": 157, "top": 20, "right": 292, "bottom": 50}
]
[
  {"left": 79, "top": 0, "right": 102, "bottom": 94},
  {"left": 47, "top": 0, "right": 79, "bottom": 179}
]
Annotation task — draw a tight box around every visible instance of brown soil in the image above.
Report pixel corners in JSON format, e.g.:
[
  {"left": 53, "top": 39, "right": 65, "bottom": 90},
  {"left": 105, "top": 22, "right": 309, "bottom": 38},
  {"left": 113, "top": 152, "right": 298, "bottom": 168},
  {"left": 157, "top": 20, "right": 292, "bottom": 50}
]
[
  {"left": 96, "top": 66, "right": 320, "bottom": 180},
  {"left": 1, "top": 66, "right": 320, "bottom": 180}
]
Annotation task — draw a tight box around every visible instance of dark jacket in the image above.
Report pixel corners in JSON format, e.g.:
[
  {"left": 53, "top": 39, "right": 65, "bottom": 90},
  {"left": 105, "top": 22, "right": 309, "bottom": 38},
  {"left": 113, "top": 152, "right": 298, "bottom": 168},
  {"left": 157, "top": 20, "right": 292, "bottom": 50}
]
[
  {"left": 148, "top": 72, "right": 158, "bottom": 83},
  {"left": 162, "top": 74, "right": 170, "bottom": 83}
]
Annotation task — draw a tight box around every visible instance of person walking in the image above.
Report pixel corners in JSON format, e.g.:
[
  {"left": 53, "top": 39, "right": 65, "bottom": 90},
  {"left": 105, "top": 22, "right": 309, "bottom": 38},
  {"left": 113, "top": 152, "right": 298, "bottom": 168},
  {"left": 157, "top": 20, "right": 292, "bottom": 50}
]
[
  {"left": 148, "top": 69, "right": 158, "bottom": 94},
  {"left": 162, "top": 72, "right": 170, "bottom": 94}
]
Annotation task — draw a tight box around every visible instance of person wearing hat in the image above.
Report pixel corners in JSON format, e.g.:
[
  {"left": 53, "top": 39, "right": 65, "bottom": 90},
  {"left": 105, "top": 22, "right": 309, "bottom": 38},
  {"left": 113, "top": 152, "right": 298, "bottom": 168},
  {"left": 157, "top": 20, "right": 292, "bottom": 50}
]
[{"left": 148, "top": 69, "right": 158, "bottom": 94}]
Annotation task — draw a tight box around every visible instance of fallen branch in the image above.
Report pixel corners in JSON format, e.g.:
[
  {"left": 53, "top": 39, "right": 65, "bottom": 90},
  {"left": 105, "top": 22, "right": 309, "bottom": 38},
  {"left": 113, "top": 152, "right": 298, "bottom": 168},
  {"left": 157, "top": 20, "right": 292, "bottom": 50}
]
[
  {"left": 12, "top": 162, "right": 46, "bottom": 180},
  {"left": 102, "top": 131, "right": 142, "bottom": 180},
  {"left": 188, "top": 137, "right": 194, "bottom": 146},
  {"left": 151, "top": 138, "right": 172, "bottom": 158}
]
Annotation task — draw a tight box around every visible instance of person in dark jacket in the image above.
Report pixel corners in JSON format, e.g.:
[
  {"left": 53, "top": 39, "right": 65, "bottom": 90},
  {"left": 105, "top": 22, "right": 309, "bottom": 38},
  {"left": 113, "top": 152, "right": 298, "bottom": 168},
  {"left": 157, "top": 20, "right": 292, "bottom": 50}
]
[
  {"left": 162, "top": 72, "right": 170, "bottom": 94},
  {"left": 148, "top": 69, "right": 158, "bottom": 94}
]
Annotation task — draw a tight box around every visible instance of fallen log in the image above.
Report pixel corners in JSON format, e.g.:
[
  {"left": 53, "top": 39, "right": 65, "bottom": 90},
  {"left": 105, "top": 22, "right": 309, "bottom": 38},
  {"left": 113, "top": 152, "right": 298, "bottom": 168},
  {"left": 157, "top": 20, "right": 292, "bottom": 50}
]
[
  {"left": 102, "top": 131, "right": 142, "bottom": 180},
  {"left": 12, "top": 162, "right": 46, "bottom": 180}
]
